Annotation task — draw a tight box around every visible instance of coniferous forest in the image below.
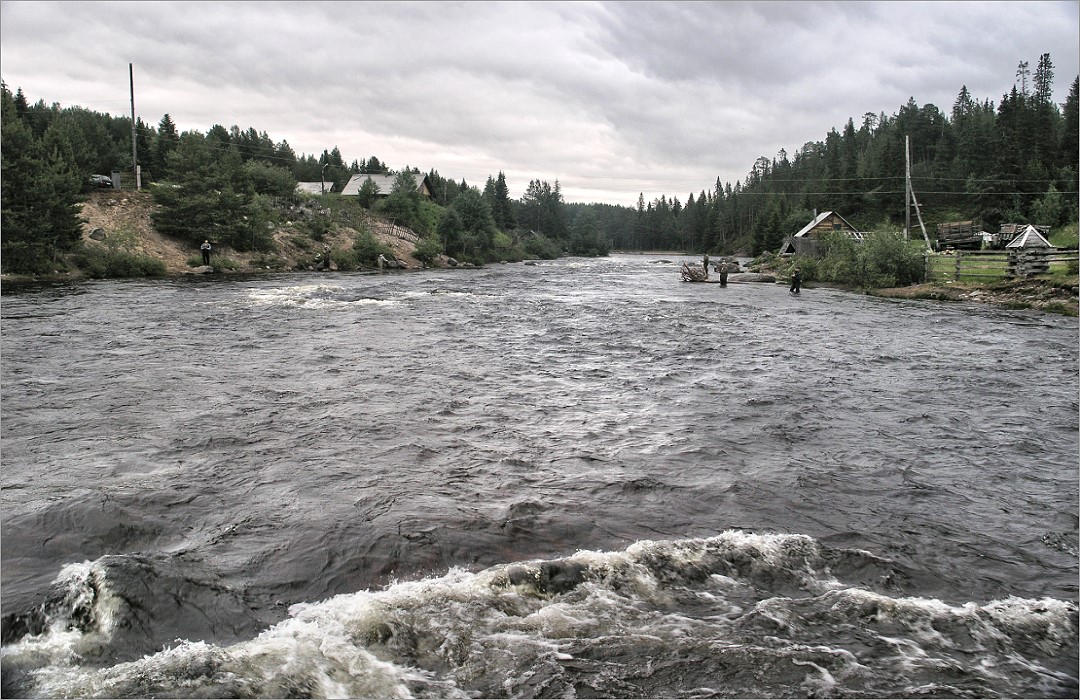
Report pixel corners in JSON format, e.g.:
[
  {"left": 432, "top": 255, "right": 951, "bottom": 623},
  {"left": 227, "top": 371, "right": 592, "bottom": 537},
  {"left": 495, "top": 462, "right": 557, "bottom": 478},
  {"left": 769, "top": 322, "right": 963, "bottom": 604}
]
[{"left": 2, "top": 53, "right": 1077, "bottom": 274}]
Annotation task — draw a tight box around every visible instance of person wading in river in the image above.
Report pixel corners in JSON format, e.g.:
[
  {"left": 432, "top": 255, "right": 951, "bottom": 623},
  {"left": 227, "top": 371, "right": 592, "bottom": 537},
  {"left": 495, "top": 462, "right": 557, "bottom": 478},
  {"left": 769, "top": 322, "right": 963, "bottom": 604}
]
[
  {"left": 790, "top": 267, "right": 802, "bottom": 294},
  {"left": 702, "top": 253, "right": 710, "bottom": 280}
]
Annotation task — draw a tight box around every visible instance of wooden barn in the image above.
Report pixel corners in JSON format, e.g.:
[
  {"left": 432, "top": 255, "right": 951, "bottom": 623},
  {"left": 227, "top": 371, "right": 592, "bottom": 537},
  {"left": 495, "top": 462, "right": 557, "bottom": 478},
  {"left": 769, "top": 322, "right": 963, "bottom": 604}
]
[
  {"left": 340, "top": 173, "right": 434, "bottom": 198},
  {"left": 778, "top": 211, "right": 863, "bottom": 256}
]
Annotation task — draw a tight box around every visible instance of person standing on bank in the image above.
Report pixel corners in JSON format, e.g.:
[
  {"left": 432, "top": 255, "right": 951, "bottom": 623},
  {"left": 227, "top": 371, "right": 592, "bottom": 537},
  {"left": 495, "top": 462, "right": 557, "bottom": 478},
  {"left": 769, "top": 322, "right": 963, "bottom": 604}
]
[
  {"left": 200, "top": 240, "right": 212, "bottom": 266},
  {"left": 790, "top": 267, "right": 802, "bottom": 294}
]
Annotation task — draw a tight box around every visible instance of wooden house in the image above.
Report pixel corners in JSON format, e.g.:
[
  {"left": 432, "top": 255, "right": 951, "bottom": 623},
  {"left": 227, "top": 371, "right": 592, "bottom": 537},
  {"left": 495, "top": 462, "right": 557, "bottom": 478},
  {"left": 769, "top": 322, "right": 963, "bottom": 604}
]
[
  {"left": 778, "top": 211, "right": 863, "bottom": 256},
  {"left": 340, "top": 173, "right": 434, "bottom": 198}
]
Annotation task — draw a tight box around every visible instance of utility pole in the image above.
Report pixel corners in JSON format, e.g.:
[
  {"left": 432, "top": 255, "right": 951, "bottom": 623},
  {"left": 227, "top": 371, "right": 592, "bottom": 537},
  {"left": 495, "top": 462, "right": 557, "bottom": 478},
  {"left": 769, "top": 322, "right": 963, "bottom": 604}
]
[
  {"left": 905, "top": 135, "right": 933, "bottom": 251},
  {"left": 130, "top": 63, "right": 139, "bottom": 190},
  {"left": 904, "top": 135, "right": 911, "bottom": 240}
]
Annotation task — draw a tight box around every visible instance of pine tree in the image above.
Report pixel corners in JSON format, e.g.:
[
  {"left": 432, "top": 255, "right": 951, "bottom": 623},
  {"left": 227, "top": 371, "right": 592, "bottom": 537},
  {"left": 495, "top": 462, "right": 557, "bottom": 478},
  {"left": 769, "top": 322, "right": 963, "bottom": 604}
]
[
  {"left": 150, "top": 114, "right": 179, "bottom": 180},
  {"left": 1, "top": 84, "right": 84, "bottom": 273},
  {"left": 492, "top": 171, "right": 515, "bottom": 230}
]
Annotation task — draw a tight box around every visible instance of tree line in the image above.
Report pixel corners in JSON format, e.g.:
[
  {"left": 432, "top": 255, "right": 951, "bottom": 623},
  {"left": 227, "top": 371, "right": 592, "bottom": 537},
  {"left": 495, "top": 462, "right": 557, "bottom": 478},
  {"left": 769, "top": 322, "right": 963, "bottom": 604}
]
[
  {"left": 601, "top": 53, "right": 1077, "bottom": 256},
  {"left": 2, "top": 52, "right": 1076, "bottom": 274}
]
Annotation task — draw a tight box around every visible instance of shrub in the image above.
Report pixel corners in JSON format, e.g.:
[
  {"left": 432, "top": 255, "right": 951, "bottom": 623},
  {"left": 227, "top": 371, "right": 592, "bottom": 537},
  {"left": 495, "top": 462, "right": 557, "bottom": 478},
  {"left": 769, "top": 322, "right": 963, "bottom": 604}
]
[
  {"left": 812, "top": 230, "right": 925, "bottom": 288},
  {"left": 352, "top": 229, "right": 394, "bottom": 267},
  {"left": 413, "top": 235, "right": 443, "bottom": 267},
  {"left": 523, "top": 233, "right": 562, "bottom": 260},
  {"left": 75, "top": 245, "right": 166, "bottom": 278}
]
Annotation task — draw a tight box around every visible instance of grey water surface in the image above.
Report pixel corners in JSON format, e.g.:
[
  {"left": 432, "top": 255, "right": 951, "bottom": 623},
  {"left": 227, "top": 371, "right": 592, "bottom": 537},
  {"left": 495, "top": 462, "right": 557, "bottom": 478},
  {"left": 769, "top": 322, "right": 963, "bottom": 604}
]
[{"left": 1, "top": 255, "right": 1077, "bottom": 698}]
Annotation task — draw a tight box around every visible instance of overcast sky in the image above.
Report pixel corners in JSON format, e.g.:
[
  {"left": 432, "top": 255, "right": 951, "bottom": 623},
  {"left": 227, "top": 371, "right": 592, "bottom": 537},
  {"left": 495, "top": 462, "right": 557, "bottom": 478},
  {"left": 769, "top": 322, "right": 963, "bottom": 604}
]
[{"left": 2, "top": 1, "right": 1077, "bottom": 206}]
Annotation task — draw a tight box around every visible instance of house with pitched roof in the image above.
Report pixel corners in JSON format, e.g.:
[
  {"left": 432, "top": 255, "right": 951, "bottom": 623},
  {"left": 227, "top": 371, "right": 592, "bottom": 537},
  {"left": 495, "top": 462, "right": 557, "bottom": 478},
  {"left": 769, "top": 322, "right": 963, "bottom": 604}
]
[
  {"left": 296, "top": 182, "right": 330, "bottom": 195},
  {"left": 778, "top": 211, "right": 864, "bottom": 256},
  {"left": 340, "top": 173, "right": 434, "bottom": 198}
]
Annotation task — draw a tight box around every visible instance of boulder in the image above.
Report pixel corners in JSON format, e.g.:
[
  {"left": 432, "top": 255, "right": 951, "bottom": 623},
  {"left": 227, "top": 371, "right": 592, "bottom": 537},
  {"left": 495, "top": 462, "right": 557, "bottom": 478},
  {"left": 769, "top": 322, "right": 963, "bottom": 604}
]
[
  {"left": 88, "top": 227, "right": 106, "bottom": 241},
  {"left": 727, "top": 272, "right": 775, "bottom": 283}
]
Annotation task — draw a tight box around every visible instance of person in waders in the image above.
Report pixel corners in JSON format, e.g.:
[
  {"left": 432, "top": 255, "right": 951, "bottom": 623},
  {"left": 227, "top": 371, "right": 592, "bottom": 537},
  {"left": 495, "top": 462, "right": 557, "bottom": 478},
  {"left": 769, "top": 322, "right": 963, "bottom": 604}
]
[
  {"left": 200, "top": 240, "right": 212, "bottom": 266},
  {"left": 718, "top": 262, "right": 729, "bottom": 287},
  {"left": 702, "top": 253, "right": 710, "bottom": 279},
  {"left": 790, "top": 267, "right": 802, "bottom": 294}
]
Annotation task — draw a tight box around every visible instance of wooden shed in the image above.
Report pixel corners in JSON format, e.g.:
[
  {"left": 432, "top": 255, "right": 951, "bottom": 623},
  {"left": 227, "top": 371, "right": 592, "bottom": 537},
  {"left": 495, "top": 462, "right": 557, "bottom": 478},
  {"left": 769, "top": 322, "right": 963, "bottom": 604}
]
[
  {"left": 1005, "top": 224, "right": 1053, "bottom": 249},
  {"left": 340, "top": 173, "right": 433, "bottom": 198},
  {"left": 779, "top": 211, "right": 863, "bottom": 256}
]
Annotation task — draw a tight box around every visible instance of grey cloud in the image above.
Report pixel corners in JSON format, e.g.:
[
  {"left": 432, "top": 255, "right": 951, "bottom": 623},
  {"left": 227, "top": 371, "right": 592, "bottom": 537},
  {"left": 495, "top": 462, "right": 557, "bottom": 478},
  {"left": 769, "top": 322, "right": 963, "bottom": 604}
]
[{"left": 1, "top": 1, "right": 1076, "bottom": 205}]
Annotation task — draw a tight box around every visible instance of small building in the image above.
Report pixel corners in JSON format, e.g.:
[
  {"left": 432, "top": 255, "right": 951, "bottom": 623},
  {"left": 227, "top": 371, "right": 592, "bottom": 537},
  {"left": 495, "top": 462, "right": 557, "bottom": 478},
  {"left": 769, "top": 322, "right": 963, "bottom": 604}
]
[
  {"left": 340, "top": 173, "right": 433, "bottom": 198},
  {"left": 296, "top": 182, "right": 330, "bottom": 196},
  {"left": 778, "top": 211, "right": 863, "bottom": 256},
  {"left": 1005, "top": 224, "right": 1053, "bottom": 249}
]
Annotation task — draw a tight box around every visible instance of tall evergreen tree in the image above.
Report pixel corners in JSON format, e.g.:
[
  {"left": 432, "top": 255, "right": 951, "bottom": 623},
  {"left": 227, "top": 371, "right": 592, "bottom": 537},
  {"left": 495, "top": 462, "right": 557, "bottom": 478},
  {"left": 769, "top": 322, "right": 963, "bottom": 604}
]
[
  {"left": 1, "top": 84, "right": 84, "bottom": 273},
  {"left": 491, "top": 171, "right": 515, "bottom": 230},
  {"left": 150, "top": 114, "right": 179, "bottom": 180}
]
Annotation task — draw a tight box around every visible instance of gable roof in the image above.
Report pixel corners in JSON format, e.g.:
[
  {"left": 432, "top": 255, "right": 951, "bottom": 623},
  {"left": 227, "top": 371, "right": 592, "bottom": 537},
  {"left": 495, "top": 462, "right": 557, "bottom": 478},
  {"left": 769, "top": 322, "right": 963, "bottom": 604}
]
[
  {"left": 296, "top": 182, "right": 329, "bottom": 195},
  {"left": 1005, "top": 224, "right": 1053, "bottom": 249},
  {"left": 340, "top": 173, "right": 432, "bottom": 196},
  {"left": 793, "top": 211, "right": 863, "bottom": 238}
]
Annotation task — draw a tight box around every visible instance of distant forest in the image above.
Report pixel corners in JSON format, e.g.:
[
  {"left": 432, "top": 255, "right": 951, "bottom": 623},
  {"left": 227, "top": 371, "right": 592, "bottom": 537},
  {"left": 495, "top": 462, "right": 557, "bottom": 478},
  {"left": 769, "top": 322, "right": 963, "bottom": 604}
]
[{"left": 2, "top": 53, "right": 1076, "bottom": 272}]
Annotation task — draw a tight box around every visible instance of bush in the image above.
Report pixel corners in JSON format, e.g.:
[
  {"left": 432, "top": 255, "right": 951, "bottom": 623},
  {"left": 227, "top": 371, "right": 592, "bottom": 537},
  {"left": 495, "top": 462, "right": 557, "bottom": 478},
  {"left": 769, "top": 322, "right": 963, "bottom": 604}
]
[
  {"left": 352, "top": 229, "right": 394, "bottom": 267},
  {"left": 523, "top": 233, "right": 562, "bottom": 259},
  {"left": 413, "top": 235, "right": 443, "bottom": 267},
  {"left": 812, "top": 230, "right": 925, "bottom": 288},
  {"left": 75, "top": 245, "right": 166, "bottom": 278}
]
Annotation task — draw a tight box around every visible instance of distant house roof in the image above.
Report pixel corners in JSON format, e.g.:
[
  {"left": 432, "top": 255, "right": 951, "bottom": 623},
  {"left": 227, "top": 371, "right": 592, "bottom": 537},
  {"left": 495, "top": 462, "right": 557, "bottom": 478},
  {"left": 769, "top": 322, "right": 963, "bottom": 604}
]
[
  {"left": 779, "top": 211, "right": 863, "bottom": 255},
  {"left": 793, "top": 211, "right": 863, "bottom": 239},
  {"left": 1005, "top": 224, "right": 1053, "bottom": 249},
  {"left": 297, "top": 182, "right": 329, "bottom": 195},
  {"left": 340, "top": 173, "right": 433, "bottom": 197}
]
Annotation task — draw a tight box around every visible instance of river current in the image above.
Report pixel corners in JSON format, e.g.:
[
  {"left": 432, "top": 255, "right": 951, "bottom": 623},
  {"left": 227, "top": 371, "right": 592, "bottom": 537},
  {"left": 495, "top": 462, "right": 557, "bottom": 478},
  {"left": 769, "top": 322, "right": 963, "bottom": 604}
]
[{"left": 1, "top": 254, "right": 1077, "bottom": 698}]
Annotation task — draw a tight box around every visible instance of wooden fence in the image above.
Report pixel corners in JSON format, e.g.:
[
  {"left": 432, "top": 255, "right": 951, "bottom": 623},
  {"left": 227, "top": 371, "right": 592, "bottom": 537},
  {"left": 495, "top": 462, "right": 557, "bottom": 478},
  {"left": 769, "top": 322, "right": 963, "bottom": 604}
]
[{"left": 925, "top": 249, "right": 1078, "bottom": 282}]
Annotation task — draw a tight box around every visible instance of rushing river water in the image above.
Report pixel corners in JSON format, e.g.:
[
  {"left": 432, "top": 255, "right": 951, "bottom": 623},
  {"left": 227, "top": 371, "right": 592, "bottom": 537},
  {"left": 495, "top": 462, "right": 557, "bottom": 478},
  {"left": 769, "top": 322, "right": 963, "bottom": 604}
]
[{"left": 1, "top": 254, "right": 1077, "bottom": 698}]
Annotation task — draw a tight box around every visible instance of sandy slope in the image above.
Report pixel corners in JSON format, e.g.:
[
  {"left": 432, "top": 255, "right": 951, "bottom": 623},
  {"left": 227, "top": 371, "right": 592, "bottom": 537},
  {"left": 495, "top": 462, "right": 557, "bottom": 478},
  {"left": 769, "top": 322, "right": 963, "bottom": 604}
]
[{"left": 76, "top": 190, "right": 422, "bottom": 275}]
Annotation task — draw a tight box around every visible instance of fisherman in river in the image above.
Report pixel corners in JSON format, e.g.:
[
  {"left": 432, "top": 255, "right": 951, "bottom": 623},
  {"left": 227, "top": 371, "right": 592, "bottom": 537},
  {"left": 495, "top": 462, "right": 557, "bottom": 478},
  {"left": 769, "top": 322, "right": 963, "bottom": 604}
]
[
  {"left": 790, "top": 267, "right": 802, "bottom": 294},
  {"left": 702, "top": 253, "right": 710, "bottom": 279},
  {"left": 718, "top": 262, "right": 729, "bottom": 287}
]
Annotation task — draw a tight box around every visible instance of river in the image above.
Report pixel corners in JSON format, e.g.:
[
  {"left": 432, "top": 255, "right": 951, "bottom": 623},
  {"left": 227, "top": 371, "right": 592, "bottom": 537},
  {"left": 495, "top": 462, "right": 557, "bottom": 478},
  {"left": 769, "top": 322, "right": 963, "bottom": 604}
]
[{"left": 1, "top": 254, "right": 1077, "bottom": 698}]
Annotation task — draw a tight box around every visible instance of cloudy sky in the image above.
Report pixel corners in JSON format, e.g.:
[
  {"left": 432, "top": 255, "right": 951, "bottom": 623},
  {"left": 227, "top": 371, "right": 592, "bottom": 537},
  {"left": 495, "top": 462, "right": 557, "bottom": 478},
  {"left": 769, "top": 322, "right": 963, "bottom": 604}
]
[{"left": 2, "top": 1, "right": 1077, "bottom": 206}]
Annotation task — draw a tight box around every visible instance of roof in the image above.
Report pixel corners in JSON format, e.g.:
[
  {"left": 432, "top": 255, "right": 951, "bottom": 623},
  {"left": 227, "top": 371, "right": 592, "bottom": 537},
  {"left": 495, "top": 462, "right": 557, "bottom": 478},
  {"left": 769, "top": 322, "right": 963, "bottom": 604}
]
[
  {"left": 1005, "top": 224, "right": 1053, "bottom": 249},
  {"left": 296, "top": 182, "right": 329, "bottom": 195},
  {"left": 792, "top": 211, "right": 863, "bottom": 239},
  {"left": 340, "top": 173, "right": 430, "bottom": 196}
]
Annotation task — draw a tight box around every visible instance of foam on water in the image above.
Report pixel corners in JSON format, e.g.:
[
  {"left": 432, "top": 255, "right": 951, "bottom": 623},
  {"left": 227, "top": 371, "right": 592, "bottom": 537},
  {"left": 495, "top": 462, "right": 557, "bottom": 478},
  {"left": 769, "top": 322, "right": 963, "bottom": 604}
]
[{"left": 3, "top": 533, "right": 1075, "bottom": 698}]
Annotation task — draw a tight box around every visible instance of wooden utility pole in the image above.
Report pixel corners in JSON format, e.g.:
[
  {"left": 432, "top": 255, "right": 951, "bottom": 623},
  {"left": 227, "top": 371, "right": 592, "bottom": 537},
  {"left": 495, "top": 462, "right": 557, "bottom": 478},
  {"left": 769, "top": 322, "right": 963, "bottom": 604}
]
[
  {"left": 130, "top": 63, "right": 138, "bottom": 190},
  {"left": 905, "top": 135, "right": 933, "bottom": 250},
  {"left": 904, "top": 135, "right": 911, "bottom": 240}
]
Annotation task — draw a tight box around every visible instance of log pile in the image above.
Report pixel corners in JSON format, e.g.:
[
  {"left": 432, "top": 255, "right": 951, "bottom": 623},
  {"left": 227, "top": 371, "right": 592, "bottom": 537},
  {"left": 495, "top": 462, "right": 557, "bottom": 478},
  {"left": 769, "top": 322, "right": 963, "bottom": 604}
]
[
  {"left": 681, "top": 262, "right": 709, "bottom": 282},
  {"left": 936, "top": 221, "right": 982, "bottom": 249}
]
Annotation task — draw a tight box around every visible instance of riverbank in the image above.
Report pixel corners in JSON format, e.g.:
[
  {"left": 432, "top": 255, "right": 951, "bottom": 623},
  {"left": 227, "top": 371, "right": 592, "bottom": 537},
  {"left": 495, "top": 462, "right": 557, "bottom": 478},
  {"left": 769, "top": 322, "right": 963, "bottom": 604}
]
[
  {"left": 866, "top": 278, "right": 1079, "bottom": 316},
  {"left": 0, "top": 190, "right": 430, "bottom": 286},
  {"left": 2, "top": 191, "right": 1077, "bottom": 317}
]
